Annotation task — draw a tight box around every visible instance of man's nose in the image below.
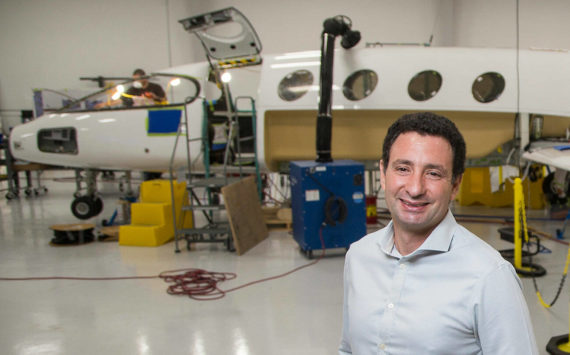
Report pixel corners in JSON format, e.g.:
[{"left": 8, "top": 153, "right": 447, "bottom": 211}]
[{"left": 405, "top": 172, "right": 425, "bottom": 197}]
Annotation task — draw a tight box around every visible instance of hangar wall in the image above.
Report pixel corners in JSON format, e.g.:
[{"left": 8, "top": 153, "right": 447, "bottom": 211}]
[
  {"left": 0, "top": 0, "right": 199, "bottom": 113},
  {"left": 1, "top": 0, "right": 570, "bottom": 114},
  {"left": 453, "top": 0, "right": 570, "bottom": 50}
]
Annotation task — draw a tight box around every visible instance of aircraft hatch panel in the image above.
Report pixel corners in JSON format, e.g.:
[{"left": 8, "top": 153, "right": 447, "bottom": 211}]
[{"left": 179, "top": 7, "right": 262, "bottom": 60}]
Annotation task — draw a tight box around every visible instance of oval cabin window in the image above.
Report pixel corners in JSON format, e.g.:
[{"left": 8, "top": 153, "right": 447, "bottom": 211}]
[
  {"left": 408, "top": 70, "right": 442, "bottom": 101},
  {"left": 343, "top": 69, "right": 378, "bottom": 101},
  {"left": 278, "top": 70, "right": 314, "bottom": 101},
  {"left": 472, "top": 72, "right": 505, "bottom": 103}
]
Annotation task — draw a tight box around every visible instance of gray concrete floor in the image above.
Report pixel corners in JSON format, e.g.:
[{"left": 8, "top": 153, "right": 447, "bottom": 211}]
[{"left": 0, "top": 174, "right": 569, "bottom": 354}]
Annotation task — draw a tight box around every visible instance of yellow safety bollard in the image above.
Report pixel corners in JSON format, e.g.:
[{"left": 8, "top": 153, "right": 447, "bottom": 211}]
[{"left": 513, "top": 178, "right": 531, "bottom": 272}]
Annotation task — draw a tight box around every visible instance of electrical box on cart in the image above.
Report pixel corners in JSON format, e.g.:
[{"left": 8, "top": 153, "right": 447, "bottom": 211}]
[{"left": 290, "top": 160, "right": 366, "bottom": 257}]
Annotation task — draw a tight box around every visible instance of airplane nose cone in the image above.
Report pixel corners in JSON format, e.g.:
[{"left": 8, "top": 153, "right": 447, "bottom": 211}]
[{"left": 8, "top": 125, "right": 28, "bottom": 160}]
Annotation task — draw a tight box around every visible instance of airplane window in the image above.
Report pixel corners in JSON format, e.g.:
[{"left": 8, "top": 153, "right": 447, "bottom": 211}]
[
  {"left": 343, "top": 69, "right": 378, "bottom": 101},
  {"left": 472, "top": 72, "right": 505, "bottom": 103},
  {"left": 278, "top": 70, "right": 314, "bottom": 101},
  {"left": 38, "top": 127, "right": 78, "bottom": 154},
  {"left": 408, "top": 70, "right": 442, "bottom": 101}
]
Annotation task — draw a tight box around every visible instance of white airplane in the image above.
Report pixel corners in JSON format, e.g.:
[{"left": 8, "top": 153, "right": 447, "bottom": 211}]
[{"left": 8, "top": 7, "right": 570, "bottom": 218}]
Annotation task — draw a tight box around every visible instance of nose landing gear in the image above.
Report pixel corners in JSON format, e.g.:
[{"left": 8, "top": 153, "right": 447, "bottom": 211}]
[{"left": 71, "top": 195, "right": 103, "bottom": 219}]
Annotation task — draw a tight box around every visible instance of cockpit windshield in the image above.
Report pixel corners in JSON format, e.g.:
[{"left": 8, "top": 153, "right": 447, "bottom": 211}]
[{"left": 59, "top": 73, "right": 201, "bottom": 112}]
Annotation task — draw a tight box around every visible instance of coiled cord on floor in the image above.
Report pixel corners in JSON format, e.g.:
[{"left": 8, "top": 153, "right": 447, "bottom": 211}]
[
  {"left": 0, "top": 228, "right": 328, "bottom": 301},
  {"left": 159, "top": 227, "right": 326, "bottom": 300},
  {"left": 159, "top": 269, "right": 237, "bottom": 300}
]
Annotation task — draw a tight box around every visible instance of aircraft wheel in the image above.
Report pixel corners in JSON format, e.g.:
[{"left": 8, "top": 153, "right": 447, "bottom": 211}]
[
  {"left": 93, "top": 197, "right": 104, "bottom": 216},
  {"left": 71, "top": 196, "right": 99, "bottom": 220},
  {"left": 542, "top": 173, "right": 568, "bottom": 205}
]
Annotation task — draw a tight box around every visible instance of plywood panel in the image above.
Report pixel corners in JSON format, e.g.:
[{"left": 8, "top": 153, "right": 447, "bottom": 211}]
[{"left": 221, "top": 176, "right": 268, "bottom": 256}]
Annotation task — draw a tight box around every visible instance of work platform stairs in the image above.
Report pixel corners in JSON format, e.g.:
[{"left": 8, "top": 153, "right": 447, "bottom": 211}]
[
  {"left": 119, "top": 179, "right": 192, "bottom": 247},
  {"left": 169, "top": 94, "right": 262, "bottom": 253}
]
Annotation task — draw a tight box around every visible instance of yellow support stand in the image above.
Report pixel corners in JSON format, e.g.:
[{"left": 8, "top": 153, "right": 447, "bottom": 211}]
[
  {"left": 511, "top": 178, "right": 546, "bottom": 277},
  {"left": 514, "top": 178, "right": 529, "bottom": 271},
  {"left": 119, "top": 179, "right": 192, "bottom": 247}
]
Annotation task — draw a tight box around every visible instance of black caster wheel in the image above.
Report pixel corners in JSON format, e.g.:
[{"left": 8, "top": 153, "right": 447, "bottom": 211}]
[
  {"left": 5, "top": 192, "right": 17, "bottom": 200},
  {"left": 24, "top": 188, "right": 32, "bottom": 197}
]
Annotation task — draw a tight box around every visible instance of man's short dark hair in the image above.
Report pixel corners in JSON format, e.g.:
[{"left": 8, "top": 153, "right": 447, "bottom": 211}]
[
  {"left": 132, "top": 68, "right": 146, "bottom": 76},
  {"left": 382, "top": 112, "right": 466, "bottom": 183}
]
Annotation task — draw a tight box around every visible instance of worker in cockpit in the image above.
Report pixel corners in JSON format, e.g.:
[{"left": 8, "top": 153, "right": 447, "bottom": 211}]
[{"left": 122, "top": 68, "right": 166, "bottom": 107}]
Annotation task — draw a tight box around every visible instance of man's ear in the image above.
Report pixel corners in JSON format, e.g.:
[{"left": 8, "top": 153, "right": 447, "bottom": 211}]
[
  {"left": 450, "top": 174, "right": 463, "bottom": 201},
  {"left": 379, "top": 159, "right": 386, "bottom": 191}
]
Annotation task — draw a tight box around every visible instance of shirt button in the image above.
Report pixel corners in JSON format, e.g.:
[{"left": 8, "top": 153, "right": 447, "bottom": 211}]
[
  {"left": 379, "top": 343, "right": 386, "bottom": 350},
  {"left": 400, "top": 263, "right": 407, "bottom": 270},
  {"left": 387, "top": 303, "right": 394, "bottom": 309}
]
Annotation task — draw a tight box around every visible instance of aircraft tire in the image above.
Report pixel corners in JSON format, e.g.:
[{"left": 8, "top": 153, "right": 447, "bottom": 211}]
[
  {"left": 71, "top": 196, "right": 97, "bottom": 220},
  {"left": 93, "top": 197, "right": 104, "bottom": 216},
  {"left": 542, "top": 173, "right": 568, "bottom": 205}
]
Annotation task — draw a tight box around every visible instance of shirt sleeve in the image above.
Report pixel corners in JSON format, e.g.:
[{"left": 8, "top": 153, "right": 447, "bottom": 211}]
[
  {"left": 474, "top": 262, "right": 539, "bottom": 354},
  {"left": 338, "top": 252, "right": 352, "bottom": 355},
  {"left": 151, "top": 83, "right": 166, "bottom": 99}
]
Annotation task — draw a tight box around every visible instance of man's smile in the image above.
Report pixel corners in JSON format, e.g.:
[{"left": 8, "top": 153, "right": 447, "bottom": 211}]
[{"left": 399, "top": 198, "right": 429, "bottom": 209}]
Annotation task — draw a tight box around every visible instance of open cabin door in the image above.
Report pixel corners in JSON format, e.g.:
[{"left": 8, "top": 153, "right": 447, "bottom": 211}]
[{"left": 179, "top": 7, "right": 262, "bottom": 65}]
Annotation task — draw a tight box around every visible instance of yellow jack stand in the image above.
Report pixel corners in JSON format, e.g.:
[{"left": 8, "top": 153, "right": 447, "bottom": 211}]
[{"left": 511, "top": 178, "right": 546, "bottom": 277}]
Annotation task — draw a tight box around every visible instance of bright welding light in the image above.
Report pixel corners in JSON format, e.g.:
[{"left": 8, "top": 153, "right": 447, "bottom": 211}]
[
  {"left": 170, "top": 78, "right": 181, "bottom": 86},
  {"left": 221, "top": 72, "right": 232, "bottom": 83},
  {"left": 112, "top": 85, "right": 125, "bottom": 100}
]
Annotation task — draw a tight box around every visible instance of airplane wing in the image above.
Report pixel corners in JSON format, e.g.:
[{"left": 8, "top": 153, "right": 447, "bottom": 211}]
[{"left": 523, "top": 145, "right": 570, "bottom": 171}]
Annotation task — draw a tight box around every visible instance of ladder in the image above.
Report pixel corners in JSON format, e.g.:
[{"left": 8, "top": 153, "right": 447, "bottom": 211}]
[
  {"left": 169, "top": 94, "right": 261, "bottom": 253},
  {"left": 172, "top": 7, "right": 264, "bottom": 252}
]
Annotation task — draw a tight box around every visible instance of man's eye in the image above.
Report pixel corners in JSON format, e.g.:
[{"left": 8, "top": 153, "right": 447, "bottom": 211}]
[{"left": 427, "top": 171, "right": 442, "bottom": 178}]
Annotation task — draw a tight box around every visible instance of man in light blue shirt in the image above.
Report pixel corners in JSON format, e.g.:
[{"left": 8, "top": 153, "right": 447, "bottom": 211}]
[{"left": 339, "top": 112, "right": 538, "bottom": 354}]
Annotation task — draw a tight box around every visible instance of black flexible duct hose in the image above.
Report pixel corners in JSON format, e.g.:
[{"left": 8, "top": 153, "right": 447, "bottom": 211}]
[{"left": 315, "top": 16, "right": 360, "bottom": 163}]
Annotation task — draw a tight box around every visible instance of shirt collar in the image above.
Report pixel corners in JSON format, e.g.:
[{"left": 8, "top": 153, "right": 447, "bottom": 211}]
[{"left": 377, "top": 210, "right": 457, "bottom": 258}]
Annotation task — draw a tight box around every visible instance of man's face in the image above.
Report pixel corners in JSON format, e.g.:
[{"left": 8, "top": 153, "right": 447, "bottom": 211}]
[
  {"left": 380, "top": 132, "right": 462, "bottom": 237},
  {"left": 132, "top": 74, "right": 148, "bottom": 88}
]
